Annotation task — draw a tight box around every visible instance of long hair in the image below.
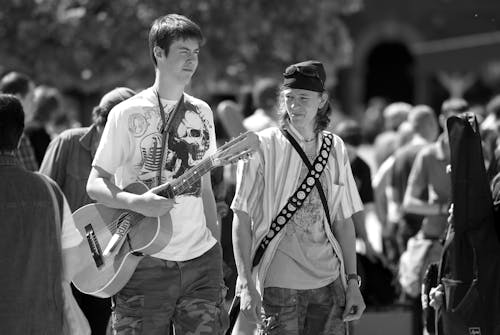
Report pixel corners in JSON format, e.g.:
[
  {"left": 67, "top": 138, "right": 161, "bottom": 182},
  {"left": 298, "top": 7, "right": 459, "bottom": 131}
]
[{"left": 277, "top": 86, "right": 333, "bottom": 133}]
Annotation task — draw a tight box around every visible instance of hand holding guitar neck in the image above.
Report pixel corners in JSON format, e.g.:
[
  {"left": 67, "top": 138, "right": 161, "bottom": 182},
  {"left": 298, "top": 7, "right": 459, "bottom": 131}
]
[{"left": 72, "top": 131, "right": 260, "bottom": 298}]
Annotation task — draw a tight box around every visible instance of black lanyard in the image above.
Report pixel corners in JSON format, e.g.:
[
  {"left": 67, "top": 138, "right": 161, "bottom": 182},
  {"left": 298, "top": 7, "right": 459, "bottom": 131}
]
[{"left": 154, "top": 90, "right": 184, "bottom": 184}]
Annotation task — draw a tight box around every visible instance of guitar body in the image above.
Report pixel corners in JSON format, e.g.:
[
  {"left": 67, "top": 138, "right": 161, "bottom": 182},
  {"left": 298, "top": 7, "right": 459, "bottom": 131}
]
[
  {"left": 71, "top": 131, "right": 260, "bottom": 298},
  {"left": 72, "top": 182, "right": 172, "bottom": 298}
]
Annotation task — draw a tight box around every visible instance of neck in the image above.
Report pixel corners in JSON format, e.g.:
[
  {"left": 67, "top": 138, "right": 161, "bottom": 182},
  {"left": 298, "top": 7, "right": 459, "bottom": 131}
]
[
  {"left": 153, "top": 70, "right": 185, "bottom": 100},
  {"left": 293, "top": 124, "right": 316, "bottom": 141}
]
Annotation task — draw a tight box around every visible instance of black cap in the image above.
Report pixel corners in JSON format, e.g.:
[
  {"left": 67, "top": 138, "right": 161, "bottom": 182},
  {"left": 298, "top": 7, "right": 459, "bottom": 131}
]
[{"left": 282, "top": 60, "right": 326, "bottom": 92}]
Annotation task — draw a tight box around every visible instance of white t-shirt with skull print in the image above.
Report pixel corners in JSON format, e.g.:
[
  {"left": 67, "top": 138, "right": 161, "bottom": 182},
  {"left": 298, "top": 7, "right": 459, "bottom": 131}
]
[{"left": 93, "top": 87, "right": 217, "bottom": 261}]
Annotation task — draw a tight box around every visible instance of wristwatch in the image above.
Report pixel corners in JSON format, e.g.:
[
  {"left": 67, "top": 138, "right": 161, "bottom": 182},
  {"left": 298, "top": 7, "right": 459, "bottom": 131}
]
[{"left": 347, "top": 273, "right": 361, "bottom": 287}]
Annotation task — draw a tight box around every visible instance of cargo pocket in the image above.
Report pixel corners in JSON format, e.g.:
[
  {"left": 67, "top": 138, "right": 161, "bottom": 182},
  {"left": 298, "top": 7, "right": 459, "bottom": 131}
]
[
  {"left": 218, "top": 283, "right": 230, "bottom": 334},
  {"left": 260, "top": 287, "right": 298, "bottom": 334}
]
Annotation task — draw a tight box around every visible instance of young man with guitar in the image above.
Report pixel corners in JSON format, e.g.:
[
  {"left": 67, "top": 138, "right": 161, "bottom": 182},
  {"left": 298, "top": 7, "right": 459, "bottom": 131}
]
[{"left": 87, "top": 14, "right": 229, "bottom": 334}]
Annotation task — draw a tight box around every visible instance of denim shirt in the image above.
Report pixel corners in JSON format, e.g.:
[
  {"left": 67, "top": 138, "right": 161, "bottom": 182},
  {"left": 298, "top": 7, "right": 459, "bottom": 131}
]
[
  {"left": 0, "top": 155, "right": 63, "bottom": 334},
  {"left": 39, "top": 125, "right": 98, "bottom": 211}
]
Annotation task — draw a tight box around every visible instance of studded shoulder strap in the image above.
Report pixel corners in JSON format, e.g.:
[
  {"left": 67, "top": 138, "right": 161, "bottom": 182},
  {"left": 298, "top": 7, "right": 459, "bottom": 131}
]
[{"left": 251, "top": 131, "right": 334, "bottom": 267}]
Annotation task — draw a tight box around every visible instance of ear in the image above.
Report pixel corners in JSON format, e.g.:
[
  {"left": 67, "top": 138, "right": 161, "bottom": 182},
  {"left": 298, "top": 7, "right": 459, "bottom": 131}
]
[
  {"left": 319, "top": 92, "right": 329, "bottom": 108},
  {"left": 153, "top": 46, "right": 164, "bottom": 61}
]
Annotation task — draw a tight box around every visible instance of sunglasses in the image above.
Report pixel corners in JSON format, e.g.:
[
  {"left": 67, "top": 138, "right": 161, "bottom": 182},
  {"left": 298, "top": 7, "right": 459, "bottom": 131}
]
[{"left": 284, "top": 65, "right": 324, "bottom": 86}]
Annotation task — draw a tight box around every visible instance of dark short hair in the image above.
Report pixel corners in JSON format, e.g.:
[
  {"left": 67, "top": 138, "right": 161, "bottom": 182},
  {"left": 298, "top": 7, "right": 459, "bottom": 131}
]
[
  {"left": 335, "top": 119, "right": 362, "bottom": 147},
  {"left": 0, "top": 94, "right": 24, "bottom": 151},
  {"left": 148, "top": 14, "right": 204, "bottom": 67},
  {"left": 32, "top": 86, "right": 61, "bottom": 123},
  {"left": 252, "top": 78, "right": 278, "bottom": 110},
  {"left": 486, "top": 94, "right": 500, "bottom": 120},
  {"left": 0, "top": 72, "right": 33, "bottom": 98}
]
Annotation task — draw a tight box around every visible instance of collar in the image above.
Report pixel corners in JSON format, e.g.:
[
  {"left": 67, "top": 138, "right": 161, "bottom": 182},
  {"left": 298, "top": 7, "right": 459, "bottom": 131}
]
[
  {"left": 0, "top": 154, "right": 20, "bottom": 166},
  {"left": 283, "top": 120, "right": 323, "bottom": 152},
  {"left": 79, "top": 124, "right": 99, "bottom": 152},
  {"left": 283, "top": 120, "right": 320, "bottom": 142}
]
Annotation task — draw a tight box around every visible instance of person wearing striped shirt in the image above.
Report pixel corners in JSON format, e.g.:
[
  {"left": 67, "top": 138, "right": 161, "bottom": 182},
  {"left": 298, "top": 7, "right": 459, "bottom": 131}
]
[{"left": 231, "top": 60, "right": 366, "bottom": 335}]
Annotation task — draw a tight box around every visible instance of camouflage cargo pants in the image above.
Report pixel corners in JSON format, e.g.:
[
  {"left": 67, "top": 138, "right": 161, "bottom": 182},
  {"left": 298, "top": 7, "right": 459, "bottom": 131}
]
[
  {"left": 258, "top": 278, "right": 346, "bottom": 335},
  {"left": 112, "top": 243, "right": 228, "bottom": 335}
]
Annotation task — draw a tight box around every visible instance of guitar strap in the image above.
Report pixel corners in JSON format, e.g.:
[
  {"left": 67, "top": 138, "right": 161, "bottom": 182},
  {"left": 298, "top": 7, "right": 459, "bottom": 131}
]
[
  {"left": 155, "top": 90, "right": 184, "bottom": 187},
  {"left": 280, "top": 128, "right": 332, "bottom": 227},
  {"left": 252, "top": 130, "right": 333, "bottom": 266}
]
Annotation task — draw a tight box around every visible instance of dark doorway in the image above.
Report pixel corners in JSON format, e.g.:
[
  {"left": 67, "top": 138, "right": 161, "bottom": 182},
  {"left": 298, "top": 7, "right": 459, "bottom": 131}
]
[{"left": 364, "top": 42, "right": 415, "bottom": 104}]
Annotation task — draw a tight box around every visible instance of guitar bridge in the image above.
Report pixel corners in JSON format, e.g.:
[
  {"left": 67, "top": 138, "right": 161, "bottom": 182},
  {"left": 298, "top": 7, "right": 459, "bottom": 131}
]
[{"left": 85, "top": 224, "right": 104, "bottom": 268}]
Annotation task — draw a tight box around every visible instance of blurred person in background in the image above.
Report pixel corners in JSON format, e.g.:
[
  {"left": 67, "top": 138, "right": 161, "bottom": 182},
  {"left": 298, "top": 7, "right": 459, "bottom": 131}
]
[
  {"left": 401, "top": 98, "right": 469, "bottom": 335},
  {"left": 386, "top": 105, "right": 439, "bottom": 260},
  {"left": 25, "top": 85, "right": 62, "bottom": 165},
  {"left": 0, "top": 71, "right": 38, "bottom": 171},
  {"left": 372, "top": 118, "right": 415, "bottom": 266},
  {"left": 242, "top": 78, "right": 279, "bottom": 132},
  {"left": 335, "top": 119, "right": 379, "bottom": 260},
  {"left": 39, "top": 87, "right": 136, "bottom": 335},
  {"left": 373, "top": 102, "right": 412, "bottom": 167},
  {"left": 403, "top": 98, "right": 469, "bottom": 241},
  {"left": 0, "top": 94, "right": 88, "bottom": 335},
  {"left": 481, "top": 94, "right": 500, "bottom": 179}
]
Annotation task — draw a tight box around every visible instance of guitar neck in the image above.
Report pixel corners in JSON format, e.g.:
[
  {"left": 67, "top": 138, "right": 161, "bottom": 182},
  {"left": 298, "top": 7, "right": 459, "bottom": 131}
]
[{"left": 153, "top": 157, "right": 215, "bottom": 198}]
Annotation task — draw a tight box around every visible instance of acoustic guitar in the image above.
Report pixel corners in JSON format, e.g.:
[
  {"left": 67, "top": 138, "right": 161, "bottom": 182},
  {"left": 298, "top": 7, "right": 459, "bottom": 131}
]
[{"left": 72, "top": 131, "right": 259, "bottom": 298}]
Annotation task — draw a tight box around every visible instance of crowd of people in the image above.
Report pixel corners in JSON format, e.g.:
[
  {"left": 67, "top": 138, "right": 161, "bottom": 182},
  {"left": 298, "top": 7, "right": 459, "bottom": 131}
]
[{"left": 1, "top": 12, "right": 500, "bottom": 335}]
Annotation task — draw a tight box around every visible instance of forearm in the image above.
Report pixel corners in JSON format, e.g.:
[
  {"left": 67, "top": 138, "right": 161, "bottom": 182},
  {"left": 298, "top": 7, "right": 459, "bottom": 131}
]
[
  {"left": 232, "top": 210, "right": 255, "bottom": 287},
  {"left": 352, "top": 210, "right": 368, "bottom": 241},
  {"left": 201, "top": 175, "right": 220, "bottom": 242},
  {"left": 403, "top": 195, "right": 447, "bottom": 216},
  {"left": 333, "top": 217, "right": 358, "bottom": 275},
  {"left": 86, "top": 167, "right": 139, "bottom": 211}
]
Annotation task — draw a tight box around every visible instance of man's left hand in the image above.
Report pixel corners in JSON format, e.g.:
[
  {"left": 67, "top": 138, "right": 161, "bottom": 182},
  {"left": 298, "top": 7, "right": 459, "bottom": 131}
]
[{"left": 342, "top": 281, "right": 366, "bottom": 322}]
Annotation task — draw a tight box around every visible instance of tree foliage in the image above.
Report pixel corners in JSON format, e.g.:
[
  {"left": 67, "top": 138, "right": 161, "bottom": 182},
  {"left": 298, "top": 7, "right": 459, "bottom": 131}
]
[{"left": 0, "top": 0, "right": 362, "bottom": 96}]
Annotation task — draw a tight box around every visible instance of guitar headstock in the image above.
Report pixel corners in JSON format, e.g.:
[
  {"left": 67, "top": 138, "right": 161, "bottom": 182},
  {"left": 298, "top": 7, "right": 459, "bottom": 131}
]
[{"left": 212, "top": 131, "right": 260, "bottom": 167}]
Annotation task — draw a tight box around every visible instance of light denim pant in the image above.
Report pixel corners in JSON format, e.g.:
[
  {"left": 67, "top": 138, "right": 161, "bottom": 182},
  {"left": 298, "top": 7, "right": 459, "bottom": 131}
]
[{"left": 258, "top": 278, "right": 346, "bottom": 335}]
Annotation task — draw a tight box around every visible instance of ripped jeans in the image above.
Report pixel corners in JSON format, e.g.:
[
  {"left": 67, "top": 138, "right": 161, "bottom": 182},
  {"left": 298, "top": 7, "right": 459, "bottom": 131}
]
[{"left": 258, "top": 278, "right": 346, "bottom": 335}]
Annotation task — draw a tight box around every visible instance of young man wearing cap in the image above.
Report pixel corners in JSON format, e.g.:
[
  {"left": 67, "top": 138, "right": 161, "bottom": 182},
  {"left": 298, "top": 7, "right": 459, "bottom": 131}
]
[
  {"left": 232, "top": 60, "right": 365, "bottom": 334},
  {"left": 39, "top": 87, "right": 136, "bottom": 335},
  {"left": 86, "top": 14, "right": 227, "bottom": 334}
]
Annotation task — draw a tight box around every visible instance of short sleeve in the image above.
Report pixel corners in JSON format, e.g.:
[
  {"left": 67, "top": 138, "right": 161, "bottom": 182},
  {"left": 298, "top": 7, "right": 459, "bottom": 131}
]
[
  {"left": 199, "top": 102, "right": 217, "bottom": 158},
  {"left": 39, "top": 135, "right": 68, "bottom": 187},
  {"left": 92, "top": 105, "right": 130, "bottom": 175},
  {"left": 231, "top": 150, "right": 264, "bottom": 219},
  {"left": 60, "top": 196, "right": 82, "bottom": 249},
  {"left": 336, "top": 144, "right": 364, "bottom": 220},
  {"left": 405, "top": 149, "right": 428, "bottom": 202}
]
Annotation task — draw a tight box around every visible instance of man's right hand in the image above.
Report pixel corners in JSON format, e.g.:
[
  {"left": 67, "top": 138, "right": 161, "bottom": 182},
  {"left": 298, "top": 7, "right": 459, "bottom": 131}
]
[
  {"left": 239, "top": 284, "right": 262, "bottom": 324},
  {"left": 131, "top": 191, "right": 176, "bottom": 217}
]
